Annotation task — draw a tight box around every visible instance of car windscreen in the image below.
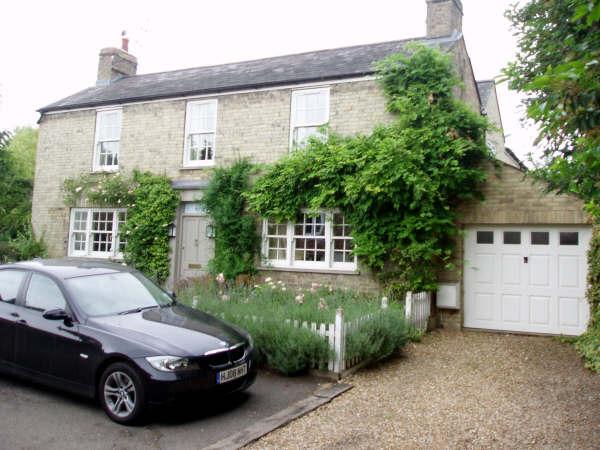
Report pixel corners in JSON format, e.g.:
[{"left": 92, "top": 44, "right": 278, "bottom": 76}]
[{"left": 65, "top": 272, "right": 174, "bottom": 317}]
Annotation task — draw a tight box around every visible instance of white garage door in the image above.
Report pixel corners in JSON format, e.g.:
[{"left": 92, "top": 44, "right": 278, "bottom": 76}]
[{"left": 464, "top": 227, "right": 591, "bottom": 336}]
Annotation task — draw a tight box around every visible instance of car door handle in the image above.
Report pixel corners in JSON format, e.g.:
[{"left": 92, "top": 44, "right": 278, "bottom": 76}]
[
  {"left": 16, "top": 319, "right": 27, "bottom": 325},
  {"left": 10, "top": 312, "right": 19, "bottom": 318}
]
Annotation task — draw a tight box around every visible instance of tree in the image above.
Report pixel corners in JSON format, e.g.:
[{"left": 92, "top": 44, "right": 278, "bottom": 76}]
[
  {"left": 503, "top": 0, "right": 600, "bottom": 218},
  {"left": 6, "top": 127, "right": 37, "bottom": 180}
]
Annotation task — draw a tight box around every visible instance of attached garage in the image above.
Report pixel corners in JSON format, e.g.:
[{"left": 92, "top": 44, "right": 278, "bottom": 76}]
[{"left": 464, "top": 227, "right": 591, "bottom": 336}]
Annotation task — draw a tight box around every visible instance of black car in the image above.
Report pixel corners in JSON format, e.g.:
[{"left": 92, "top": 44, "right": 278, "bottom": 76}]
[{"left": 0, "top": 259, "right": 257, "bottom": 424}]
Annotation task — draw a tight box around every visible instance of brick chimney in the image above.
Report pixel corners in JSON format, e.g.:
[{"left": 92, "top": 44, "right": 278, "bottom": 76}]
[
  {"left": 96, "top": 34, "right": 137, "bottom": 86},
  {"left": 426, "top": 0, "right": 463, "bottom": 38}
]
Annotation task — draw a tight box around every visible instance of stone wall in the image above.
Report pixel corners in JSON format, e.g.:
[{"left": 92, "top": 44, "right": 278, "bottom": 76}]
[{"left": 32, "top": 78, "right": 395, "bottom": 259}]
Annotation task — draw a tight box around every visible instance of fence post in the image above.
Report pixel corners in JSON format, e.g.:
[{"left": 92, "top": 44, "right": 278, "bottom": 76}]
[
  {"left": 334, "top": 308, "right": 345, "bottom": 374},
  {"left": 405, "top": 291, "right": 412, "bottom": 323}
]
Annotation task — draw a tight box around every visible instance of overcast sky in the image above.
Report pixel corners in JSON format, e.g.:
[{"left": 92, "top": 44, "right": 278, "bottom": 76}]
[{"left": 0, "top": 0, "right": 537, "bottom": 161}]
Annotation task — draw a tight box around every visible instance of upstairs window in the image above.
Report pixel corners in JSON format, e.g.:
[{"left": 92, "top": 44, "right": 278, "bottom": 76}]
[
  {"left": 68, "top": 208, "right": 126, "bottom": 259},
  {"left": 290, "top": 88, "right": 329, "bottom": 149},
  {"left": 93, "top": 108, "right": 122, "bottom": 171},
  {"left": 184, "top": 99, "right": 217, "bottom": 167}
]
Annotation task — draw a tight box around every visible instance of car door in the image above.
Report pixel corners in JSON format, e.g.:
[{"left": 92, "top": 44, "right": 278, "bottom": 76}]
[
  {"left": 14, "top": 272, "right": 89, "bottom": 386},
  {"left": 0, "top": 269, "right": 28, "bottom": 366}
]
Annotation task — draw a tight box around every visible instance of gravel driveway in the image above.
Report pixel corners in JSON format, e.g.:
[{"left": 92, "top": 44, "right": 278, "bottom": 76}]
[{"left": 251, "top": 330, "right": 600, "bottom": 449}]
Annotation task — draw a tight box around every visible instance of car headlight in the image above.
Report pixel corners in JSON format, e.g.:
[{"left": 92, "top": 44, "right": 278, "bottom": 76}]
[{"left": 146, "top": 356, "right": 190, "bottom": 372}]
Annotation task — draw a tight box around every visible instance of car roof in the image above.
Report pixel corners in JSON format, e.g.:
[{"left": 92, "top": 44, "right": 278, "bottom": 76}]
[{"left": 0, "top": 259, "right": 135, "bottom": 280}]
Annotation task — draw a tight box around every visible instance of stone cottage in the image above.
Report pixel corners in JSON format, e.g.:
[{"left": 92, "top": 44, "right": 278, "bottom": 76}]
[{"left": 33, "top": 0, "right": 591, "bottom": 335}]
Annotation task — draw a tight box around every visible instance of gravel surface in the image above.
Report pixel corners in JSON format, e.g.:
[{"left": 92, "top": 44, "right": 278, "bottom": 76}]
[{"left": 250, "top": 330, "right": 600, "bottom": 449}]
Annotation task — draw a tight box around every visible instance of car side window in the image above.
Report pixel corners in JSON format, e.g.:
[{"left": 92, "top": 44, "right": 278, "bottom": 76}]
[
  {"left": 25, "top": 274, "right": 66, "bottom": 312},
  {"left": 0, "top": 270, "right": 28, "bottom": 303}
]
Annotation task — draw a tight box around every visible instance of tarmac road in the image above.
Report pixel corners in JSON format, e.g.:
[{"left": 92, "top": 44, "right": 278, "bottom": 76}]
[{"left": 0, "top": 370, "right": 322, "bottom": 450}]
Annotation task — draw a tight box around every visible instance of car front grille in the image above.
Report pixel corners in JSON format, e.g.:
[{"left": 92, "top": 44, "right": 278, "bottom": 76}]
[{"left": 203, "top": 342, "right": 246, "bottom": 368}]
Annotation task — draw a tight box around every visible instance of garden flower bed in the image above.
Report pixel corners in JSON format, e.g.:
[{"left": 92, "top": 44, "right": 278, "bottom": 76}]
[{"left": 177, "top": 276, "right": 413, "bottom": 376}]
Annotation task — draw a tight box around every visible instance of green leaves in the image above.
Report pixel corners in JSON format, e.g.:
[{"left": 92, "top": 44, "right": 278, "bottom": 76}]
[
  {"left": 504, "top": 0, "right": 600, "bottom": 219},
  {"left": 247, "top": 45, "right": 491, "bottom": 292},
  {"left": 121, "top": 171, "right": 179, "bottom": 285},
  {"left": 200, "top": 160, "right": 259, "bottom": 280}
]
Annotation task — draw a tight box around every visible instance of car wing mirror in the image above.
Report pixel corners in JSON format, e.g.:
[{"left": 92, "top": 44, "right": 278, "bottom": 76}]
[
  {"left": 43, "top": 308, "right": 70, "bottom": 321},
  {"left": 167, "top": 290, "right": 177, "bottom": 300}
]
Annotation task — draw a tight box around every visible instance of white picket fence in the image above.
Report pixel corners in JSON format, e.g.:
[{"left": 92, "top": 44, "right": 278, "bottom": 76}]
[
  {"left": 404, "top": 291, "right": 432, "bottom": 332},
  {"left": 283, "top": 291, "right": 431, "bottom": 375},
  {"left": 194, "top": 291, "right": 431, "bottom": 376}
]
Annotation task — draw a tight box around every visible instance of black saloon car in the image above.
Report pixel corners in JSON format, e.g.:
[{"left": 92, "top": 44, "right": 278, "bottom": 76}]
[{"left": 0, "top": 259, "right": 257, "bottom": 424}]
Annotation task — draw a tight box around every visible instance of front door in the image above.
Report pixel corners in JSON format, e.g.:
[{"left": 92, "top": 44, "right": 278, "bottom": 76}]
[{"left": 178, "top": 205, "right": 214, "bottom": 279}]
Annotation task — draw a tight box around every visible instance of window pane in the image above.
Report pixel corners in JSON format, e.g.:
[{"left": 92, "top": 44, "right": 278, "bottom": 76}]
[
  {"left": 476, "top": 231, "right": 494, "bottom": 244},
  {"left": 0, "top": 270, "right": 27, "bottom": 303},
  {"left": 25, "top": 274, "right": 66, "bottom": 311},
  {"left": 188, "top": 101, "right": 217, "bottom": 133},
  {"left": 188, "top": 133, "right": 214, "bottom": 161},
  {"left": 531, "top": 231, "right": 549, "bottom": 245},
  {"left": 503, "top": 231, "right": 521, "bottom": 245},
  {"left": 560, "top": 232, "right": 579, "bottom": 246},
  {"left": 92, "top": 211, "right": 115, "bottom": 253}
]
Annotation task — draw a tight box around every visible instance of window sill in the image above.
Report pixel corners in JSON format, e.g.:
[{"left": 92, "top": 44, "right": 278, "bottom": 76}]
[
  {"left": 180, "top": 164, "right": 215, "bottom": 171},
  {"left": 258, "top": 266, "right": 360, "bottom": 276},
  {"left": 90, "top": 168, "right": 119, "bottom": 174}
]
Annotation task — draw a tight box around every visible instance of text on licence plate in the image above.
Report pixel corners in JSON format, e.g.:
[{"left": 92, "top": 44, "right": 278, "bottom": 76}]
[{"left": 217, "top": 363, "right": 247, "bottom": 384}]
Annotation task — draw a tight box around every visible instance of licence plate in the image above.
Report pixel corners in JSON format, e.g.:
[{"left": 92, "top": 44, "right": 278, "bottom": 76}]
[{"left": 217, "top": 363, "right": 247, "bottom": 384}]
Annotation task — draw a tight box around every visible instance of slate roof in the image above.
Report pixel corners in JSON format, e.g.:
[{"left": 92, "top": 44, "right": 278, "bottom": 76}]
[
  {"left": 476, "top": 80, "right": 495, "bottom": 107},
  {"left": 39, "top": 34, "right": 460, "bottom": 113}
]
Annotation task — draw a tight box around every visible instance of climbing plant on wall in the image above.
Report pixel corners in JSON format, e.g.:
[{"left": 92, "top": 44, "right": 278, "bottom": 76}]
[
  {"left": 246, "top": 44, "right": 492, "bottom": 291},
  {"left": 199, "top": 160, "right": 259, "bottom": 280},
  {"left": 63, "top": 170, "right": 178, "bottom": 285}
]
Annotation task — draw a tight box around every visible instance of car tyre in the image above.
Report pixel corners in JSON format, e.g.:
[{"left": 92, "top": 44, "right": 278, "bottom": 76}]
[{"left": 99, "top": 362, "right": 146, "bottom": 425}]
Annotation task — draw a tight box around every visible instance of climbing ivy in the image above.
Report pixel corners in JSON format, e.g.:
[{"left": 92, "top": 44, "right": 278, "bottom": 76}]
[
  {"left": 63, "top": 170, "right": 178, "bottom": 285},
  {"left": 246, "top": 45, "right": 492, "bottom": 291},
  {"left": 199, "top": 160, "right": 259, "bottom": 280}
]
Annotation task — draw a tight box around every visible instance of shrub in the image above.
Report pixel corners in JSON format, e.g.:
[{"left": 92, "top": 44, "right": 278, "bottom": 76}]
[
  {"left": 178, "top": 277, "right": 410, "bottom": 375},
  {"left": 0, "top": 228, "right": 47, "bottom": 263}
]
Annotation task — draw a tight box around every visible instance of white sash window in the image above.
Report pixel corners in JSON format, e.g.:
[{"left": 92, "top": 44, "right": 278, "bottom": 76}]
[
  {"left": 93, "top": 109, "right": 122, "bottom": 171},
  {"left": 68, "top": 208, "right": 127, "bottom": 259},
  {"left": 184, "top": 99, "right": 217, "bottom": 167},
  {"left": 290, "top": 88, "right": 329, "bottom": 150}
]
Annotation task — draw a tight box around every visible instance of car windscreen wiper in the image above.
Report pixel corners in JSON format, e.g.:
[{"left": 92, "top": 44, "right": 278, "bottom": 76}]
[{"left": 118, "top": 305, "right": 160, "bottom": 315}]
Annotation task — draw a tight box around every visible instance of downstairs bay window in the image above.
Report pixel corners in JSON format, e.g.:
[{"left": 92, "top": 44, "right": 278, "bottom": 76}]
[
  {"left": 262, "top": 211, "right": 356, "bottom": 271},
  {"left": 68, "top": 208, "right": 127, "bottom": 259}
]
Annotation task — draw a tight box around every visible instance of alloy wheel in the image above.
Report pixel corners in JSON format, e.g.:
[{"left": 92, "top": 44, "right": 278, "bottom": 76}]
[{"left": 103, "top": 371, "right": 136, "bottom": 418}]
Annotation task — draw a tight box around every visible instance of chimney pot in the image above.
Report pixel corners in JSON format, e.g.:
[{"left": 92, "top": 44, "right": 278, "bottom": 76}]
[{"left": 121, "top": 36, "right": 129, "bottom": 53}]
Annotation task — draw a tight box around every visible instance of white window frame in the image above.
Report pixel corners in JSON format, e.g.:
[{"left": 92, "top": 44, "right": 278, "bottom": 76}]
[
  {"left": 68, "top": 208, "right": 127, "bottom": 259},
  {"left": 261, "top": 210, "right": 357, "bottom": 271},
  {"left": 183, "top": 99, "right": 218, "bottom": 168},
  {"left": 93, "top": 108, "right": 122, "bottom": 172},
  {"left": 289, "top": 87, "right": 330, "bottom": 151}
]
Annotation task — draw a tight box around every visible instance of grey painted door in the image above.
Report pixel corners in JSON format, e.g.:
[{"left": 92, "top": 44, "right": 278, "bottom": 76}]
[{"left": 179, "top": 215, "right": 214, "bottom": 279}]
